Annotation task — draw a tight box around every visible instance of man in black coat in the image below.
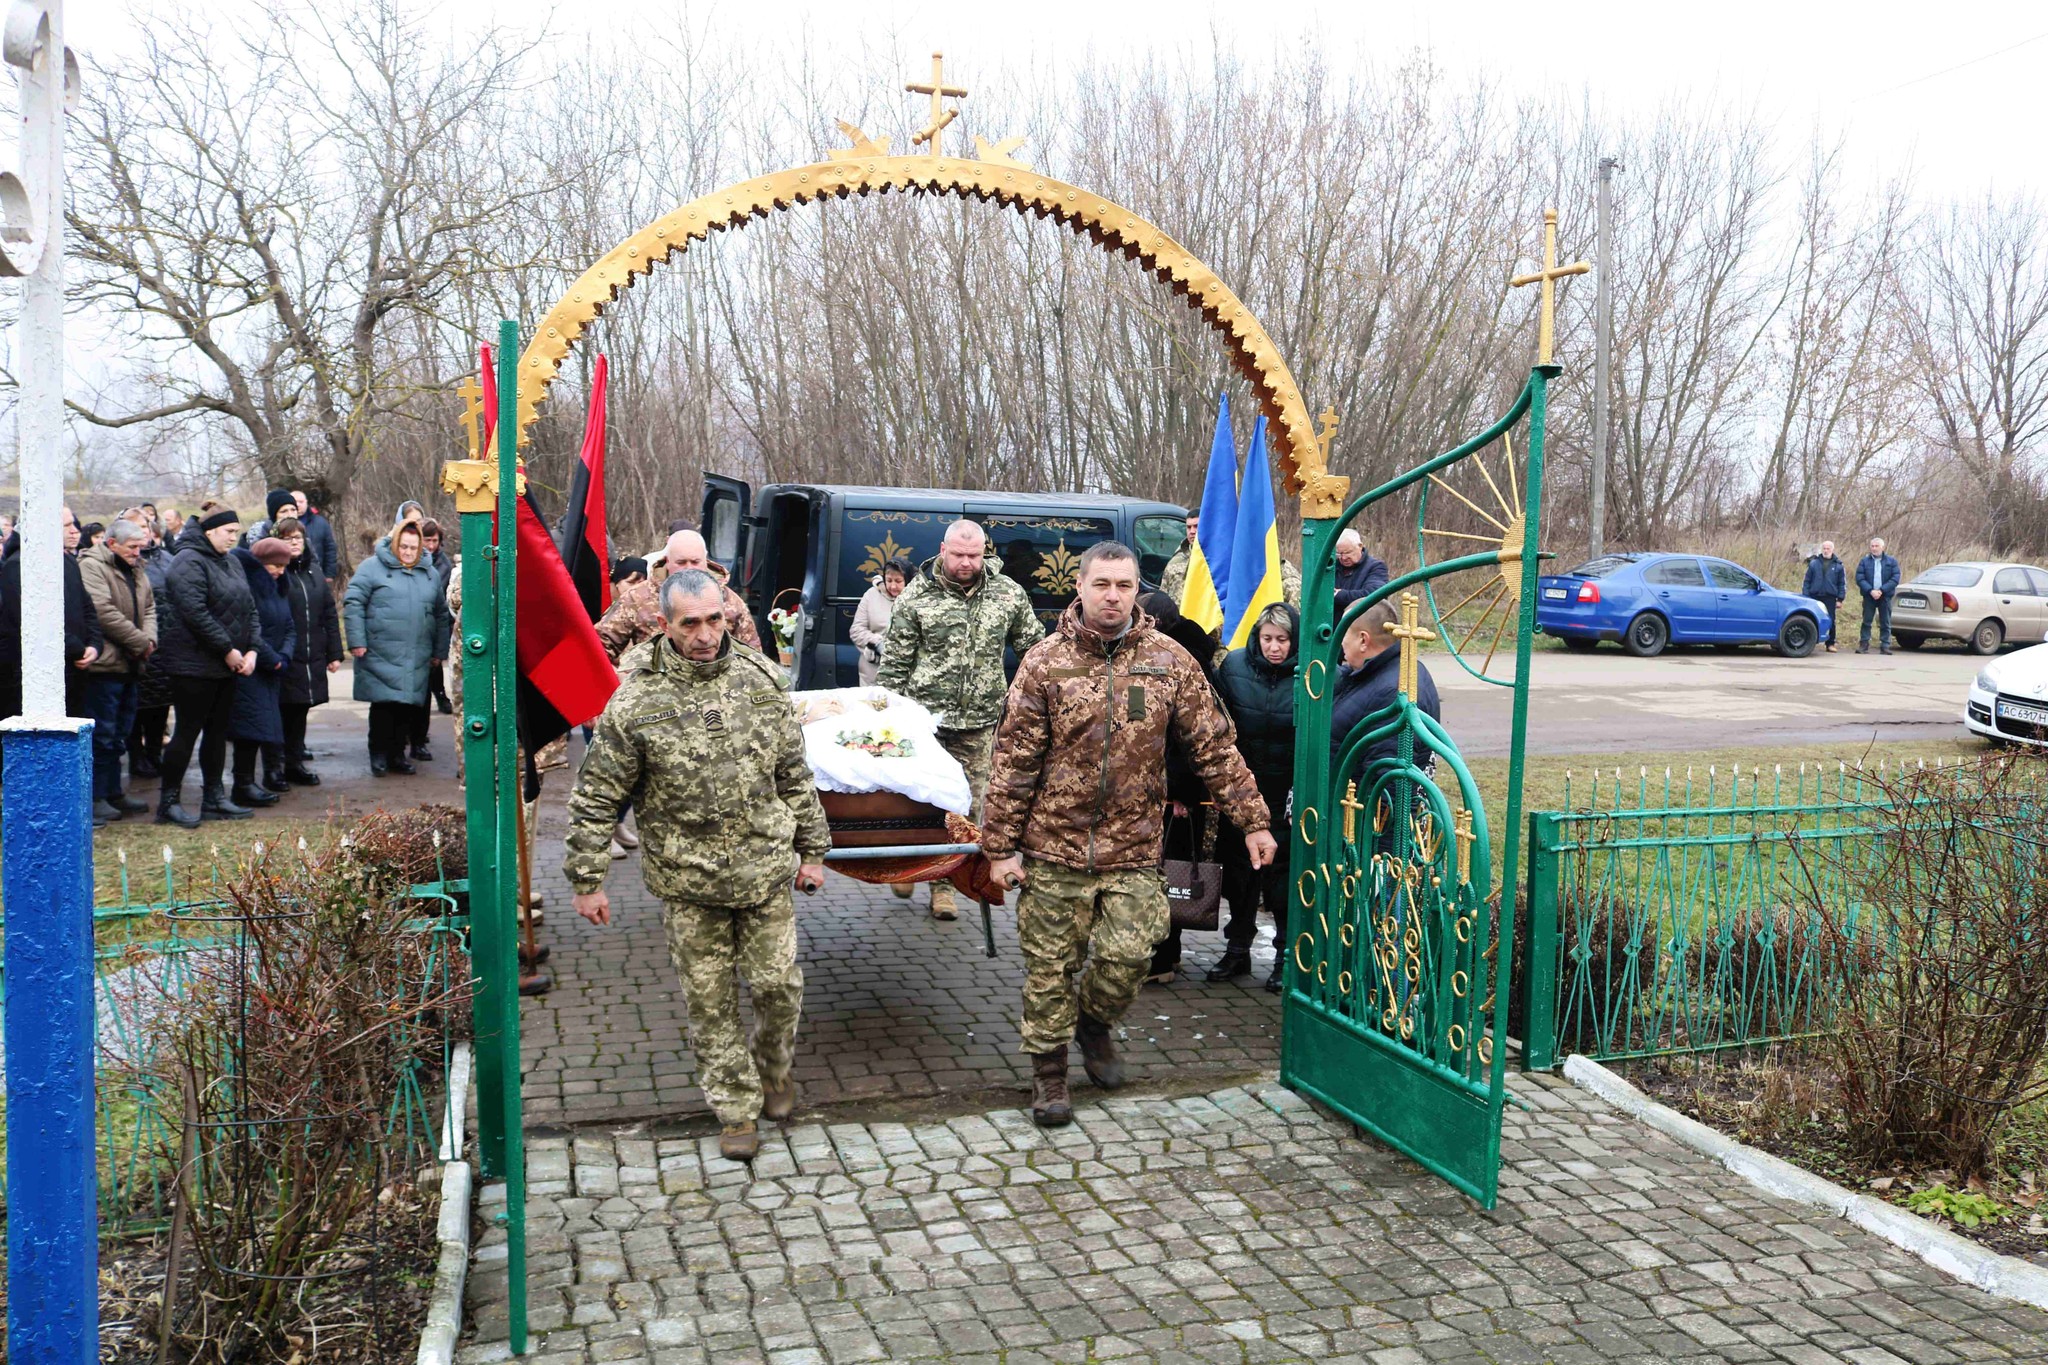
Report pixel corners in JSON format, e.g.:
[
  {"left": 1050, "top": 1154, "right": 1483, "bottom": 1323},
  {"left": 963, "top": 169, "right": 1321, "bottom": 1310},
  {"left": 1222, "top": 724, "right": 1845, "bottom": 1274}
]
[
  {"left": 1801, "top": 540, "right": 1847, "bottom": 652},
  {"left": 1332, "top": 529, "right": 1391, "bottom": 610},
  {"left": 1329, "top": 596, "right": 1441, "bottom": 781},
  {"left": 0, "top": 512, "right": 103, "bottom": 730},
  {"left": 1854, "top": 536, "right": 1901, "bottom": 655}
]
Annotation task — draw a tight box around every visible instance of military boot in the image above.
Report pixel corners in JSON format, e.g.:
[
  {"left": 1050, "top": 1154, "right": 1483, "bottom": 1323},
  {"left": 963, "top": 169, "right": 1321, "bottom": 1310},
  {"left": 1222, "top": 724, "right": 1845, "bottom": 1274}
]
[
  {"left": 762, "top": 1075, "right": 798, "bottom": 1123},
  {"left": 1030, "top": 1046, "right": 1073, "bottom": 1127},
  {"left": 1075, "top": 1013, "right": 1125, "bottom": 1091},
  {"left": 719, "top": 1121, "right": 760, "bottom": 1163}
]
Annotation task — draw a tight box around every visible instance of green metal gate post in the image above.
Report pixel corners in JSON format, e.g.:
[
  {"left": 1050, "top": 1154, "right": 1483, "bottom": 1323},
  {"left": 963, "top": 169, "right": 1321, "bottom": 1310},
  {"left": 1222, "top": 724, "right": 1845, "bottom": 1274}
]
[
  {"left": 1520, "top": 810, "right": 1563, "bottom": 1071},
  {"left": 439, "top": 318, "right": 528, "bottom": 1354}
]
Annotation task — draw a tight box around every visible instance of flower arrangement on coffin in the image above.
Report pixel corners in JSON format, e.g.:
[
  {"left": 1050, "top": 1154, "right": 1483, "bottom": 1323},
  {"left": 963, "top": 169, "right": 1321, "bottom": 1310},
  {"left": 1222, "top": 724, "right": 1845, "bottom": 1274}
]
[{"left": 835, "top": 724, "right": 917, "bottom": 758}]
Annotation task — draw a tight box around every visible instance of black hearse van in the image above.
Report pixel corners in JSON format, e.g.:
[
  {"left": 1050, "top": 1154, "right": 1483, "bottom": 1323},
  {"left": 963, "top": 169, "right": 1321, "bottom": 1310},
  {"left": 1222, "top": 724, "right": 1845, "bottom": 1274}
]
[{"left": 701, "top": 475, "right": 1187, "bottom": 689}]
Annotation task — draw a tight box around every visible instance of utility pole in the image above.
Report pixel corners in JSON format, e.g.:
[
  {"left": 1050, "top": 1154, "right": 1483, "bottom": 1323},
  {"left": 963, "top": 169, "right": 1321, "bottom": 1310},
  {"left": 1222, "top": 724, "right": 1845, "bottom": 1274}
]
[
  {"left": 1590, "top": 155, "right": 1621, "bottom": 559},
  {"left": 2, "top": 4, "right": 96, "bottom": 1362}
]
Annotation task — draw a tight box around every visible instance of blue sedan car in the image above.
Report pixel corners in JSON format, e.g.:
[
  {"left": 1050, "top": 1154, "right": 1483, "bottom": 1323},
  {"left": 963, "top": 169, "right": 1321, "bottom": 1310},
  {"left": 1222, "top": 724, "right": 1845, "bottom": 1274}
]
[{"left": 1535, "top": 553, "right": 1827, "bottom": 658}]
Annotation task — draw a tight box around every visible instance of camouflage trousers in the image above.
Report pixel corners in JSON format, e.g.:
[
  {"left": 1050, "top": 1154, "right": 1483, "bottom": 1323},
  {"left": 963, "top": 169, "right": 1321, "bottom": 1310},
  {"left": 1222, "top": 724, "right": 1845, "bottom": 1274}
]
[
  {"left": 1015, "top": 857, "right": 1167, "bottom": 1055},
  {"left": 930, "top": 726, "right": 995, "bottom": 913},
  {"left": 662, "top": 887, "right": 803, "bottom": 1126}
]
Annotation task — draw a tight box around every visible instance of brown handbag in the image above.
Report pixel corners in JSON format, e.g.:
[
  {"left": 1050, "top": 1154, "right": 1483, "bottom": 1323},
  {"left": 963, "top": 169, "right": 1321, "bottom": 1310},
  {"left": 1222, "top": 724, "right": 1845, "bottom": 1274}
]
[{"left": 1163, "top": 806, "right": 1225, "bottom": 931}]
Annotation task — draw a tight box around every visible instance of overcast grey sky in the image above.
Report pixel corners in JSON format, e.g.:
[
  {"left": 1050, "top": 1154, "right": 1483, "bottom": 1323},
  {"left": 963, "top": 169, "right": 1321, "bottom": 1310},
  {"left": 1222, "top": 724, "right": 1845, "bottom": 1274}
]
[{"left": 71, "top": 0, "right": 2045, "bottom": 204}]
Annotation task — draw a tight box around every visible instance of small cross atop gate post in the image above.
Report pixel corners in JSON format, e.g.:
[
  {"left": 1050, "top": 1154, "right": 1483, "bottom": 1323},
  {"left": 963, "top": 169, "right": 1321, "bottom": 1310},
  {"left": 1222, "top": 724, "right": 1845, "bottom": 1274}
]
[
  {"left": 907, "top": 51, "right": 968, "bottom": 157},
  {"left": 1509, "top": 209, "right": 1591, "bottom": 366},
  {"left": 458, "top": 374, "right": 485, "bottom": 458},
  {"left": 1340, "top": 779, "right": 1366, "bottom": 843}
]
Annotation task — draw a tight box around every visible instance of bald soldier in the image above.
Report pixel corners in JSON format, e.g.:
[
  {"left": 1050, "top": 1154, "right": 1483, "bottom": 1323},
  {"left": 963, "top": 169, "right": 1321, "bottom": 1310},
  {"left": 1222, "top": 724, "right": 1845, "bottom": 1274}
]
[
  {"left": 600, "top": 527, "right": 762, "bottom": 665},
  {"left": 876, "top": 518, "right": 1045, "bottom": 918},
  {"left": 565, "top": 569, "right": 829, "bottom": 1162}
]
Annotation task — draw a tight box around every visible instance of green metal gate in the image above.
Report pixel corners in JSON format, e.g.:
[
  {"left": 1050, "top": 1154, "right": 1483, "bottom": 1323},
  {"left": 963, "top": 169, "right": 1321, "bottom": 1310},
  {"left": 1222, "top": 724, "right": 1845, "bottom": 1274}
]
[{"left": 1282, "top": 363, "right": 1554, "bottom": 1208}]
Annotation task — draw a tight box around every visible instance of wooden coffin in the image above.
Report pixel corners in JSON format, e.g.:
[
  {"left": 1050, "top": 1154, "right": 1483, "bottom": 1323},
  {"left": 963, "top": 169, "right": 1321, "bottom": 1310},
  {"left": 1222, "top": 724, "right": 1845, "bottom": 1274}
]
[{"left": 818, "top": 790, "right": 954, "bottom": 848}]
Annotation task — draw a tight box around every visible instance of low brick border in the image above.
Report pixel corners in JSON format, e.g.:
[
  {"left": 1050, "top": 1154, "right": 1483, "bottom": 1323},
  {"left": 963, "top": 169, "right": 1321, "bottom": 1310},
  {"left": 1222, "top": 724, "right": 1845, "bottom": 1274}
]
[
  {"left": 1564, "top": 1052, "right": 2048, "bottom": 1311},
  {"left": 416, "top": 1042, "right": 475, "bottom": 1365}
]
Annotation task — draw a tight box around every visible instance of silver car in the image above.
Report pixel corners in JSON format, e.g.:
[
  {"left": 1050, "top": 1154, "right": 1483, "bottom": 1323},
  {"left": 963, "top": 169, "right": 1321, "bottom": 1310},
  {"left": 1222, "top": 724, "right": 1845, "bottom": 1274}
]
[{"left": 1891, "top": 561, "right": 2048, "bottom": 654}]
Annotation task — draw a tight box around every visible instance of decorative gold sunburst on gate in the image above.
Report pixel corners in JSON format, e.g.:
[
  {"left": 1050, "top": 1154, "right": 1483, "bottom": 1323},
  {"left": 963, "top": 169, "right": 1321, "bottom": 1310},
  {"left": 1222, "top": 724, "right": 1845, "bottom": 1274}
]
[{"left": 1416, "top": 432, "right": 1531, "bottom": 686}]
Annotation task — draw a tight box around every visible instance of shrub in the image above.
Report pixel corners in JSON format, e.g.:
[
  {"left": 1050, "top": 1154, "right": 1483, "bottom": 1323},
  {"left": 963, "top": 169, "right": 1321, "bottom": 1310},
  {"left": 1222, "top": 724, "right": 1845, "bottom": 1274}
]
[{"left": 1791, "top": 752, "right": 2048, "bottom": 1178}]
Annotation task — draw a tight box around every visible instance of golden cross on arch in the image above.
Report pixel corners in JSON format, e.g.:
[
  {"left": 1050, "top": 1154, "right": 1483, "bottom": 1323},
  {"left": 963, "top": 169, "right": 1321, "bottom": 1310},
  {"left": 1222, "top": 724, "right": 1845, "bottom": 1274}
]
[
  {"left": 457, "top": 374, "right": 485, "bottom": 458},
  {"left": 907, "top": 51, "right": 968, "bottom": 158},
  {"left": 1340, "top": 780, "right": 1366, "bottom": 843},
  {"left": 1454, "top": 807, "right": 1476, "bottom": 886},
  {"left": 1388, "top": 591, "right": 1437, "bottom": 701},
  {"left": 1509, "top": 208, "right": 1591, "bottom": 366}
]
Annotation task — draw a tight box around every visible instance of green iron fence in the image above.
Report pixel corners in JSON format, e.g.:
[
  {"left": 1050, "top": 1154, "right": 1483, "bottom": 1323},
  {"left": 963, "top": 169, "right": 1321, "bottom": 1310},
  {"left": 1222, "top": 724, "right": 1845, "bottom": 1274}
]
[
  {"left": 1517, "top": 758, "right": 1974, "bottom": 1069},
  {"left": 0, "top": 844, "right": 468, "bottom": 1237}
]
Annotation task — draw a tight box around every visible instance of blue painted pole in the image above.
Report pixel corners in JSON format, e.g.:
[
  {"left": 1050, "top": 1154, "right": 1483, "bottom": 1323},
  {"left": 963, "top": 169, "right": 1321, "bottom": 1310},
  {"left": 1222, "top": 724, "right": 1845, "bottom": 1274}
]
[{"left": 2, "top": 718, "right": 99, "bottom": 1362}]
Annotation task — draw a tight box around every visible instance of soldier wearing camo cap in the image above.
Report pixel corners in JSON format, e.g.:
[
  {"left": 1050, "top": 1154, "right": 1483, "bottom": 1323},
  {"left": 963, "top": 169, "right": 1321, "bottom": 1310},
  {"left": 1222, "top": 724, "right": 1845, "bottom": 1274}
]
[
  {"left": 877, "top": 518, "right": 1045, "bottom": 920},
  {"left": 564, "top": 568, "right": 830, "bottom": 1162},
  {"left": 983, "top": 541, "right": 1276, "bottom": 1128}
]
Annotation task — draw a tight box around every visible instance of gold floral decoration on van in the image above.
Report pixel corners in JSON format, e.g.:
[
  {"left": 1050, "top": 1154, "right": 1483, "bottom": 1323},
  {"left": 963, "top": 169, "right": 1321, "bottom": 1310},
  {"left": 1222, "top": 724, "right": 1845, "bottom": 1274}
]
[
  {"left": 1034, "top": 539, "right": 1082, "bottom": 596},
  {"left": 858, "top": 533, "right": 911, "bottom": 578}
]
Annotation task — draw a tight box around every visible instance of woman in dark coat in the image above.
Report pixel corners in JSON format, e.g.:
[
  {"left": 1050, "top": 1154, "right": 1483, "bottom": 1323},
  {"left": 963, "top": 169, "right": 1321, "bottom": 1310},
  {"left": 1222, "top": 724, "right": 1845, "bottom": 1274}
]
[
  {"left": 1208, "top": 603, "right": 1300, "bottom": 991},
  {"left": 228, "top": 538, "right": 296, "bottom": 807},
  {"left": 1138, "top": 590, "right": 1228, "bottom": 984},
  {"left": 129, "top": 531, "right": 176, "bottom": 778},
  {"left": 154, "top": 501, "right": 259, "bottom": 827},
  {"left": 272, "top": 516, "right": 341, "bottom": 784}
]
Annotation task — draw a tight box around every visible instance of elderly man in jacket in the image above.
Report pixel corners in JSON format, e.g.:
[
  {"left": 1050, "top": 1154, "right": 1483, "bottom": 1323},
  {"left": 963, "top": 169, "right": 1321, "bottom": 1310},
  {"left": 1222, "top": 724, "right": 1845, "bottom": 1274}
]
[
  {"left": 1332, "top": 529, "right": 1391, "bottom": 609},
  {"left": 1855, "top": 537, "right": 1901, "bottom": 655},
  {"left": 984, "top": 541, "right": 1276, "bottom": 1127},
  {"left": 564, "top": 570, "right": 830, "bottom": 1163},
  {"left": 1801, "top": 541, "right": 1847, "bottom": 652},
  {"left": 80, "top": 518, "right": 156, "bottom": 821},
  {"left": 879, "top": 519, "right": 1046, "bottom": 919}
]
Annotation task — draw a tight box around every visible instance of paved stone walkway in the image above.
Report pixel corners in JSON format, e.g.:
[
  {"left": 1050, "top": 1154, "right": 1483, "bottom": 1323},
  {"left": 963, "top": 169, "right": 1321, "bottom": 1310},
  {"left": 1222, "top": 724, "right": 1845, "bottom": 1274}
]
[
  {"left": 519, "top": 837, "right": 1284, "bottom": 1126},
  {"left": 461, "top": 1074, "right": 2048, "bottom": 1365}
]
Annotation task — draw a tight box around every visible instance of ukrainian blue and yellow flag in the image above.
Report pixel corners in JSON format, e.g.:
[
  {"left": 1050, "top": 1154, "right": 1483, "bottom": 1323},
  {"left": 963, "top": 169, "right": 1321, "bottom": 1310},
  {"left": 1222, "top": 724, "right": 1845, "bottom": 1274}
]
[
  {"left": 1179, "top": 393, "right": 1239, "bottom": 634},
  {"left": 1223, "top": 415, "right": 1284, "bottom": 650}
]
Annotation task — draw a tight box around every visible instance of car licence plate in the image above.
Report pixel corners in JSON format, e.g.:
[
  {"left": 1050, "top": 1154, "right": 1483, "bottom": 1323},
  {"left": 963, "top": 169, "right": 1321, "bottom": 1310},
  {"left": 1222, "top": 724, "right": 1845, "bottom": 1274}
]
[
  {"left": 1997, "top": 699, "right": 2048, "bottom": 726},
  {"left": 1896, "top": 593, "right": 1927, "bottom": 609},
  {"left": 1543, "top": 587, "right": 1567, "bottom": 600}
]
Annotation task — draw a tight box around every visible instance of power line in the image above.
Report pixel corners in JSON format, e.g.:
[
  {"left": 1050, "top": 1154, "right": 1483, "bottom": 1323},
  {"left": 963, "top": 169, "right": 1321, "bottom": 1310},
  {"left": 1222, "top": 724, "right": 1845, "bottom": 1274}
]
[{"left": 1854, "top": 27, "right": 2048, "bottom": 102}]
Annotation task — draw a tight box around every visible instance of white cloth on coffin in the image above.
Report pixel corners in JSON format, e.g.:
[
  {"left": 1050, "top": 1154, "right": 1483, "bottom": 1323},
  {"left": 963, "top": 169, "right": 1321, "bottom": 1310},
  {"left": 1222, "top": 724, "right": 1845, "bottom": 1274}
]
[{"left": 791, "top": 687, "right": 973, "bottom": 815}]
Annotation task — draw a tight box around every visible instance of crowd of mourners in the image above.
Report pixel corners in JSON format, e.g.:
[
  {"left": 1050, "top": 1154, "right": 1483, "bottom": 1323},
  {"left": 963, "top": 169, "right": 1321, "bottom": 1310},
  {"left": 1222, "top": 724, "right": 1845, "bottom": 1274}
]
[{"left": 0, "top": 489, "right": 456, "bottom": 827}]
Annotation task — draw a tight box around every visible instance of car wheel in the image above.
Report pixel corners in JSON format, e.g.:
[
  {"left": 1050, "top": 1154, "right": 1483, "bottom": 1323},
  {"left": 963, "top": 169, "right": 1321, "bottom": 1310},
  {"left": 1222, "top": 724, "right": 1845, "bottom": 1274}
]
[
  {"left": 1561, "top": 636, "right": 1597, "bottom": 652},
  {"left": 1774, "top": 615, "right": 1817, "bottom": 658},
  {"left": 1622, "top": 612, "right": 1668, "bottom": 658},
  {"left": 1969, "top": 619, "right": 2005, "bottom": 655},
  {"left": 1893, "top": 633, "right": 1924, "bottom": 650}
]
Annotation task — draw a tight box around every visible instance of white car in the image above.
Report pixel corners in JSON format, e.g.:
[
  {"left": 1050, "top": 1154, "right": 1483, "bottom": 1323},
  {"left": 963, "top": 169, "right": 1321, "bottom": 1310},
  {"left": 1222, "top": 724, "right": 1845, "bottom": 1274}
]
[{"left": 1965, "top": 642, "right": 2048, "bottom": 748}]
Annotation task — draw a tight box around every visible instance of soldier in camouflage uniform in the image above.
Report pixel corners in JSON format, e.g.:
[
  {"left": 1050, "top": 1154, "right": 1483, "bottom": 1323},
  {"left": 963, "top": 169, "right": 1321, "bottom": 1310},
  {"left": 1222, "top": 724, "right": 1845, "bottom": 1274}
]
[
  {"left": 1161, "top": 510, "right": 1300, "bottom": 615},
  {"left": 565, "top": 569, "right": 830, "bottom": 1162},
  {"left": 876, "top": 519, "right": 1044, "bottom": 919},
  {"left": 983, "top": 541, "right": 1276, "bottom": 1127}
]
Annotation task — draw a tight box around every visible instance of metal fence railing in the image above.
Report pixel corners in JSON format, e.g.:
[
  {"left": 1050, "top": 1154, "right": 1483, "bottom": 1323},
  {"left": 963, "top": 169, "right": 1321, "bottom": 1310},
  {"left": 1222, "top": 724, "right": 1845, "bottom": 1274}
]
[
  {"left": 0, "top": 847, "right": 468, "bottom": 1238},
  {"left": 1516, "top": 760, "right": 1943, "bottom": 1070}
]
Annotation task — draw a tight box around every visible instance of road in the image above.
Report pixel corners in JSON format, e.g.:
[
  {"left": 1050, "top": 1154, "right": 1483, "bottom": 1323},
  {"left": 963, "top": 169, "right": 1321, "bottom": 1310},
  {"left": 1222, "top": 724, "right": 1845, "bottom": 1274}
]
[{"left": 1437, "top": 641, "right": 1991, "bottom": 757}]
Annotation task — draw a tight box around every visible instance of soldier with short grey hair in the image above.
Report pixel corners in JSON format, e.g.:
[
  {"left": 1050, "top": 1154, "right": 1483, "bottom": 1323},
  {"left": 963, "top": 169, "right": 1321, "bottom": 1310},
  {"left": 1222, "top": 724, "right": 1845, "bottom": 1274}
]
[{"left": 564, "top": 568, "right": 831, "bottom": 1163}]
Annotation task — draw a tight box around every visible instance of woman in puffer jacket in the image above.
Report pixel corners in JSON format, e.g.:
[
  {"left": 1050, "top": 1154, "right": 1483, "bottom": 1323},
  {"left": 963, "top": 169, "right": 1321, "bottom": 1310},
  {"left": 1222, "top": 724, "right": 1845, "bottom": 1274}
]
[
  {"left": 1206, "top": 602, "right": 1299, "bottom": 991},
  {"left": 342, "top": 519, "right": 452, "bottom": 776},
  {"left": 226, "top": 537, "right": 297, "bottom": 807},
  {"left": 153, "top": 501, "right": 259, "bottom": 827}
]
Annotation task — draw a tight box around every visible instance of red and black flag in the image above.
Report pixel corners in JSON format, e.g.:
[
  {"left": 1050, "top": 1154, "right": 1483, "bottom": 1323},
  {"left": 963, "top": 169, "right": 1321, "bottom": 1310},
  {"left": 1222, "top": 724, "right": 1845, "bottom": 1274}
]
[
  {"left": 477, "top": 346, "right": 619, "bottom": 768},
  {"left": 556, "top": 354, "right": 611, "bottom": 621}
]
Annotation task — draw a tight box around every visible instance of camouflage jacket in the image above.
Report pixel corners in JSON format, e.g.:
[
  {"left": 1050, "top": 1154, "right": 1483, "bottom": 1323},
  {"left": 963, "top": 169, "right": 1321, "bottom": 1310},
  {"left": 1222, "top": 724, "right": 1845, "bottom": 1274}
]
[
  {"left": 564, "top": 634, "right": 829, "bottom": 906},
  {"left": 875, "top": 556, "right": 1044, "bottom": 730},
  {"left": 597, "top": 577, "right": 760, "bottom": 670},
  {"left": 1161, "top": 544, "right": 1299, "bottom": 611},
  {"left": 983, "top": 602, "right": 1268, "bottom": 872}
]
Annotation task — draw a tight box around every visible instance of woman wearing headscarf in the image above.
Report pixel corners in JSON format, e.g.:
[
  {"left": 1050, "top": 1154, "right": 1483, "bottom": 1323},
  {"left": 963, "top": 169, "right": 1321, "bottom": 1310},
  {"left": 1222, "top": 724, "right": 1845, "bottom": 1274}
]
[
  {"left": 850, "top": 555, "right": 912, "bottom": 686},
  {"left": 1207, "top": 602, "right": 1299, "bottom": 990},
  {"left": 273, "top": 515, "right": 341, "bottom": 785},
  {"left": 1138, "top": 589, "right": 1229, "bottom": 985},
  {"left": 419, "top": 518, "right": 455, "bottom": 716},
  {"left": 343, "top": 518, "right": 452, "bottom": 776},
  {"left": 227, "top": 536, "right": 296, "bottom": 807},
  {"left": 153, "top": 500, "right": 258, "bottom": 827}
]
